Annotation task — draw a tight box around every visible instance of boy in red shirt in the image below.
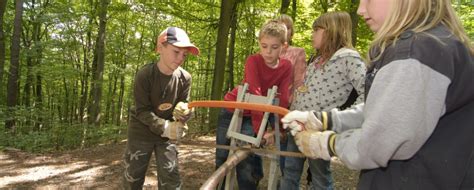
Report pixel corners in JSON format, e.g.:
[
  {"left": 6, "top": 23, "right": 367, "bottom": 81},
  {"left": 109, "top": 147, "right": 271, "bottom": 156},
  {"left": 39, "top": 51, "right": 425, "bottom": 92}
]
[{"left": 215, "top": 20, "right": 292, "bottom": 190}]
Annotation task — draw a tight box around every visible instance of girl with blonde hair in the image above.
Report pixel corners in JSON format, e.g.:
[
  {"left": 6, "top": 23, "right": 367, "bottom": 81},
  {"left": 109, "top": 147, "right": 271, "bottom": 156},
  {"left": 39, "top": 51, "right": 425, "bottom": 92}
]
[{"left": 282, "top": 0, "right": 473, "bottom": 189}]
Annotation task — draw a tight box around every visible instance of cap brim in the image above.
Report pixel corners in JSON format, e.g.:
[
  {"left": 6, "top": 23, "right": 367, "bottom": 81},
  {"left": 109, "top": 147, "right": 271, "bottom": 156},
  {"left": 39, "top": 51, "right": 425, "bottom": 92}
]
[{"left": 172, "top": 42, "right": 200, "bottom": 56}]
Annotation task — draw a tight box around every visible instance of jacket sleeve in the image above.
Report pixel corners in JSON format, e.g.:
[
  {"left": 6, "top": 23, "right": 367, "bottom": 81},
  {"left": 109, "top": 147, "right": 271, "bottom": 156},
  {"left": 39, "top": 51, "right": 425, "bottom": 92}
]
[
  {"left": 177, "top": 70, "right": 192, "bottom": 103},
  {"left": 333, "top": 59, "right": 449, "bottom": 170},
  {"left": 329, "top": 103, "right": 365, "bottom": 133},
  {"left": 344, "top": 55, "right": 366, "bottom": 105}
]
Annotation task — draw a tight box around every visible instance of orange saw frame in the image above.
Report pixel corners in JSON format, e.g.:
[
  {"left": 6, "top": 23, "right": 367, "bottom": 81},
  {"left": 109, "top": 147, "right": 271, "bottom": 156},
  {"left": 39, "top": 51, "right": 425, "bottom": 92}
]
[{"left": 188, "top": 100, "right": 289, "bottom": 116}]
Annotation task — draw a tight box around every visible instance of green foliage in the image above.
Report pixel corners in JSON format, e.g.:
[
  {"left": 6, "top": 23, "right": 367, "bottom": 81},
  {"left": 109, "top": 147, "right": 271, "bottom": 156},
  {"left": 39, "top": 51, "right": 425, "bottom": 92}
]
[
  {"left": 0, "top": 105, "right": 126, "bottom": 152},
  {"left": 0, "top": 122, "right": 127, "bottom": 153},
  {"left": 456, "top": 2, "right": 474, "bottom": 39}
]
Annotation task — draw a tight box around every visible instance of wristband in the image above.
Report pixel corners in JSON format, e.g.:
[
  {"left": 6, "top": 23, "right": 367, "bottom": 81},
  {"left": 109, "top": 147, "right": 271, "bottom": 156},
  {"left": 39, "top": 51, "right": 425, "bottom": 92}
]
[{"left": 328, "top": 133, "right": 337, "bottom": 157}]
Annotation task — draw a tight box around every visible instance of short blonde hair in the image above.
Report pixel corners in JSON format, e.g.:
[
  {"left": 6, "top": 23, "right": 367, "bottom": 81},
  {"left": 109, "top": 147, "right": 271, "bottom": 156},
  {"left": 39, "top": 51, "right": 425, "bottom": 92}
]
[
  {"left": 312, "top": 11, "right": 354, "bottom": 60},
  {"left": 259, "top": 20, "right": 288, "bottom": 44},
  {"left": 370, "top": 0, "right": 473, "bottom": 62}
]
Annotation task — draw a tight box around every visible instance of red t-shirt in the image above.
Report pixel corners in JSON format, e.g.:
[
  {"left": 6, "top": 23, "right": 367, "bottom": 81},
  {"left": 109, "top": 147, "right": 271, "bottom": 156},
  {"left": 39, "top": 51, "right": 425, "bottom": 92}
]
[{"left": 224, "top": 53, "right": 292, "bottom": 133}]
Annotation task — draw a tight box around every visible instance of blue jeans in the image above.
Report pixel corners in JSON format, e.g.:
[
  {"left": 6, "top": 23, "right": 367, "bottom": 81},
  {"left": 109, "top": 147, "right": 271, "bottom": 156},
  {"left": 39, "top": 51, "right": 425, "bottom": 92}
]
[
  {"left": 215, "top": 109, "right": 263, "bottom": 190},
  {"left": 279, "top": 134, "right": 334, "bottom": 190}
]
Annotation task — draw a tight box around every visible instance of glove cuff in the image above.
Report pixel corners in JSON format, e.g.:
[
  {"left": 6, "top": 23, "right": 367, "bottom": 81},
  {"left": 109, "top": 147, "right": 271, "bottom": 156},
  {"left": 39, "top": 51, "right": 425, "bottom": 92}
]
[
  {"left": 327, "top": 132, "right": 337, "bottom": 157},
  {"left": 315, "top": 111, "right": 333, "bottom": 131},
  {"left": 151, "top": 118, "right": 168, "bottom": 136},
  {"left": 318, "top": 131, "right": 336, "bottom": 160},
  {"left": 307, "top": 111, "right": 323, "bottom": 131}
]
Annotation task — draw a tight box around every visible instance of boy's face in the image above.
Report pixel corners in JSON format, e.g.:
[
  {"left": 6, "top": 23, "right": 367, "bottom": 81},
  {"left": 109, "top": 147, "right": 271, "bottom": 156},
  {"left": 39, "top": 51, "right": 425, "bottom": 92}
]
[
  {"left": 259, "top": 36, "right": 285, "bottom": 66},
  {"left": 156, "top": 43, "right": 189, "bottom": 73},
  {"left": 312, "top": 28, "right": 325, "bottom": 50}
]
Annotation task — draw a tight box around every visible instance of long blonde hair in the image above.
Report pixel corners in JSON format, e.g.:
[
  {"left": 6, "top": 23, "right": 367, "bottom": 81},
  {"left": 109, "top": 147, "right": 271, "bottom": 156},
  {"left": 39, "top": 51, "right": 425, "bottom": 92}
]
[
  {"left": 370, "top": 0, "right": 473, "bottom": 62},
  {"left": 312, "top": 11, "right": 354, "bottom": 61}
]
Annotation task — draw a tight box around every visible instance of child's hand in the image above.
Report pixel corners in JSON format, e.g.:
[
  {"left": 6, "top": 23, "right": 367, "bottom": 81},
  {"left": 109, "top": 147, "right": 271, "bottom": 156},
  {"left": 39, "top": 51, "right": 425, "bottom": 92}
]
[
  {"left": 173, "top": 102, "right": 194, "bottom": 122},
  {"left": 262, "top": 131, "right": 275, "bottom": 146},
  {"left": 281, "top": 110, "right": 323, "bottom": 135},
  {"left": 295, "top": 130, "right": 335, "bottom": 160}
]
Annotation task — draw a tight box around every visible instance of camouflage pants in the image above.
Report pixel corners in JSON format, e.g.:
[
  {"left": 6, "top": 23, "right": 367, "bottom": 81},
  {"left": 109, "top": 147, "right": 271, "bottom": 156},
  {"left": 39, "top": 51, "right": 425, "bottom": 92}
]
[{"left": 123, "top": 138, "right": 181, "bottom": 190}]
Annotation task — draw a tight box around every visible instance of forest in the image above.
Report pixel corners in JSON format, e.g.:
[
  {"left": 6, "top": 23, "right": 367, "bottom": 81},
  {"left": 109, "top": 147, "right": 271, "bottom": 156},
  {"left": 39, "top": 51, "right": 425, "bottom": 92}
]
[{"left": 0, "top": 0, "right": 473, "bottom": 152}]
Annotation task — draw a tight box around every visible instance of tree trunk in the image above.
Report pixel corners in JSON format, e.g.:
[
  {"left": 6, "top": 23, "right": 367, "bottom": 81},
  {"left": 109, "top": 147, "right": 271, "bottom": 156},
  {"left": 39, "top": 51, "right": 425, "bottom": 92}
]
[
  {"left": 225, "top": 4, "right": 238, "bottom": 92},
  {"left": 116, "top": 13, "right": 128, "bottom": 126},
  {"left": 32, "top": 0, "right": 48, "bottom": 130},
  {"left": 105, "top": 73, "right": 117, "bottom": 123},
  {"left": 319, "top": 0, "right": 329, "bottom": 13},
  {"left": 24, "top": 52, "right": 33, "bottom": 108},
  {"left": 0, "top": 0, "right": 7, "bottom": 96},
  {"left": 20, "top": 0, "right": 48, "bottom": 129},
  {"left": 6, "top": 0, "right": 24, "bottom": 130},
  {"left": 24, "top": 53, "right": 33, "bottom": 126},
  {"left": 35, "top": 74, "right": 43, "bottom": 129},
  {"left": 209, "top": 0, "right": 238, "bottom": 129},
  {"left": 79, "top": 25, "right": 92, "bottom": 123},
  {"left": 117, "top": 74, "right": 125, "bottom": 125},
  {"left": 201, "top": 26, "right": 213, "bottom": 131},
  {"left": 88, "top": 0, "right": 109, "bottom": 126},
  {"left": 291, "top": 0, "right": 297, "bottom": 19},
  {"left": 280, "top": 0, "right": 290, "bottom": 14}
]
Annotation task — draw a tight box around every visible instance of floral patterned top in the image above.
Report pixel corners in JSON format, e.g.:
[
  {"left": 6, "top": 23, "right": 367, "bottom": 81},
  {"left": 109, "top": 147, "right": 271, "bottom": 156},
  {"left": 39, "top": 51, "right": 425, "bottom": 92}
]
[
  {"left": 290, "top": 48, "right": 366, "bottom": 111},
  {"left": 280, "top": 46, "right": 307, "bottom": 103}
]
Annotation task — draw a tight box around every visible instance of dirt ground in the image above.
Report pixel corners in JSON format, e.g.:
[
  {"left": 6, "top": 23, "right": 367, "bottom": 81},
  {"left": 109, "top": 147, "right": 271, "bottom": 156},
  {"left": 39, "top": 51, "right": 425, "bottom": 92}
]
[{"left": 0, "top": 135, "right": 359, "bottom": 189}]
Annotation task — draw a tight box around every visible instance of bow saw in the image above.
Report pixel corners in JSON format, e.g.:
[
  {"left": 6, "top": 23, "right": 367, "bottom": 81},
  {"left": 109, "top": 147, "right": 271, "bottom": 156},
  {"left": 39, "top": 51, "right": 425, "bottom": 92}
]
[
  {"left": 188, "top": 100, "right": 290, "bottom": 116},
  {"left": 182, "top": 100, "right": 304, "bottom": 158}
]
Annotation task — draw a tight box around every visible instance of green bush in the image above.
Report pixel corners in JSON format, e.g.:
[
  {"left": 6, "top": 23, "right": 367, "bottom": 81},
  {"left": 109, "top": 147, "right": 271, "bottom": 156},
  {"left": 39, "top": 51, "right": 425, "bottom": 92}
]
[{"left": 0, "top": 123, "right": 127, "bottom": 153}]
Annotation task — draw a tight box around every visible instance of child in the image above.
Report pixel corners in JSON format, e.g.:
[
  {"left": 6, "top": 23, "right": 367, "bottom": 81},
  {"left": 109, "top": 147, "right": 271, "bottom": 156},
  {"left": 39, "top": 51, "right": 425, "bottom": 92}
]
[
  {"left": 279, "top": 11, "right": 366, "bottom": 190},
  {"left": 276, "top": 14, "right": 307, "bottom": 103},
  {"left": 215, "top": 20, "right": 292, "bottom": 190},
  {"left": 282, "top": 0, "right": 474, "bottom": 189},
  {"left": 123, "top": 27, "right": 198, "bottom": 189},
  {"left": 275, "top": 14, "right": 307, "bottom": 173}
]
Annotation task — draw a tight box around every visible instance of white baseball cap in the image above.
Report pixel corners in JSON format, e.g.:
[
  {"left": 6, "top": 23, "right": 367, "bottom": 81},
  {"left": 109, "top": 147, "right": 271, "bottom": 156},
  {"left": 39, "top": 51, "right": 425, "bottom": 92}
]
[{"left": 157, "top": 27, "right": 200, "bottom": 55}]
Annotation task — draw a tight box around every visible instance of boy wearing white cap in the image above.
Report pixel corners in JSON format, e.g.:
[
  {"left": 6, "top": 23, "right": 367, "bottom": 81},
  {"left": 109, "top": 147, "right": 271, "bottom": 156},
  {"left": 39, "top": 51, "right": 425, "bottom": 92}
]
[{"left": 123, "top": 27, "right": 199, "bottom": 189}]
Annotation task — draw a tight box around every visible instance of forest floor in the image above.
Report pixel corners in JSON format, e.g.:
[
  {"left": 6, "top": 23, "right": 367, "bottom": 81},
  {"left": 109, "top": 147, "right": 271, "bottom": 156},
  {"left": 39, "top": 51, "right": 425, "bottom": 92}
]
[{"left": 0, "top": 135, "right": 359, "bottom": 189}]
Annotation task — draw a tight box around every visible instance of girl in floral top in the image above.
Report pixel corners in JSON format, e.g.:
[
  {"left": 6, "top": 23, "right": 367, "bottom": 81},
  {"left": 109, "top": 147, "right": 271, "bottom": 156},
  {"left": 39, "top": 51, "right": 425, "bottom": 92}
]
[{"left": 280, "top": 11, "right": 366, "bottom": 190}]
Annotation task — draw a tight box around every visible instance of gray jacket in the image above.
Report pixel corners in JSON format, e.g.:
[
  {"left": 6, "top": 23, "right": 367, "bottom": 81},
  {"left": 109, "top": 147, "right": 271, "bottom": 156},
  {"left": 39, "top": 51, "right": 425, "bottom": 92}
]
[{"left": 327, "top": 24, "right": 473, "bottom": 189}]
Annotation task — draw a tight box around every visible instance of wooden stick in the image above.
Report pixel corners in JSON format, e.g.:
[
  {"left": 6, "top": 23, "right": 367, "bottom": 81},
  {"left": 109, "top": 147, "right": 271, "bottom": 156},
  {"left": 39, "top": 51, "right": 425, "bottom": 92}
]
[
  {"left": 200, "top": 150, "right": 250, "bottom": 190},
  {"left": 179, "top": 140, "right": 305, "bottom": 158}
]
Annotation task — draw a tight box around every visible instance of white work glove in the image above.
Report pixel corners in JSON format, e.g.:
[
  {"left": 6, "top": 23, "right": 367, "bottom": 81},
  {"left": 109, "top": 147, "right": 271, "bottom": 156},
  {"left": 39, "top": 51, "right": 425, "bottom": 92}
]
[
  {"left": 295, "top": 130, "right": 336, "bottom": 160},
  {"left": 173, "top": 102, "right": 194, "bottom": 123},
  {"left": 150, "top": 118, "right": 168, "bottom": 136},
  {"left": 281, "top": 110, "right": 323, "bottom": 136},
  {"left": 161, "top": 121, "right": 188, "bottom": 140}
]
